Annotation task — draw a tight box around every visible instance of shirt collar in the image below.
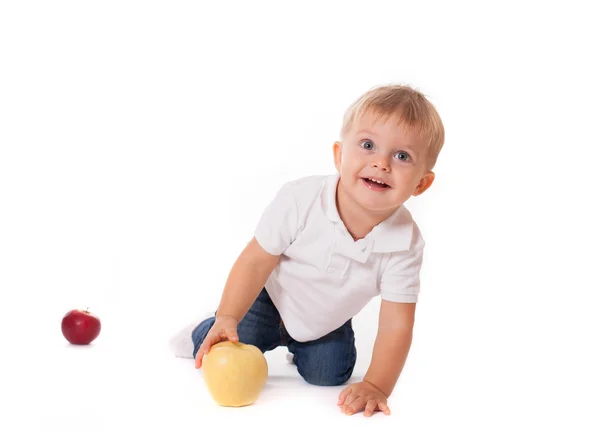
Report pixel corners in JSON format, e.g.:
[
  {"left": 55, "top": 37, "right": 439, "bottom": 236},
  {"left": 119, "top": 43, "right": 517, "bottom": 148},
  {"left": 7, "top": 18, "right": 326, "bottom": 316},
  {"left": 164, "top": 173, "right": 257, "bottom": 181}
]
[{"left": 321, "top": 173, "right": 414, "bottom": 258}]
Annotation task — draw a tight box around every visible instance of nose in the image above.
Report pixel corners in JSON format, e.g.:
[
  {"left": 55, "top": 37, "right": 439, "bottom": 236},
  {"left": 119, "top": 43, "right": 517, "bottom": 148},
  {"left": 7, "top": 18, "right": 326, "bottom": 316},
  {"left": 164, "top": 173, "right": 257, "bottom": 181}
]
[{"left": 371, "top": 157, "right": 390, "bottom": 172}]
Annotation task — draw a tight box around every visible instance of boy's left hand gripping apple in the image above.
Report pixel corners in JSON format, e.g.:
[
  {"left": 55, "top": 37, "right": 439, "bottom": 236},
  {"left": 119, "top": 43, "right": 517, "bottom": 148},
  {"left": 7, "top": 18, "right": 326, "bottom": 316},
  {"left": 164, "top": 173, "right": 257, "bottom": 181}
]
[{"left": 61, "top": 308, "right": 101, "bottom": 345}]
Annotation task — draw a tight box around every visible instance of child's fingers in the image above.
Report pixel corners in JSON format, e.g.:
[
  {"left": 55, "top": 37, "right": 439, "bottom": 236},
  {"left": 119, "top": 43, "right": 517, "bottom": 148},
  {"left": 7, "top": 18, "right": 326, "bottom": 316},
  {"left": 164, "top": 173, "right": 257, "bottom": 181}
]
[
  {"left": 338, "top": 386, "right": 353, "bottom": 405},
  {"left": 194, "top": 325, "right": 238, "bottom": 370},
  {"left": 344, "top": 397, "right": 366, "bottom": 415},
  {"left": 340, "top": 393, "right": 359, "bottom": 413},
  {"left": 344, "top": 393, "right": 358, "bottom": 407},
  {"left": 378, "top": 401, "right": 391, "bottom": 415},
  {"left": 195, "top": 333, "right": 219, "bottom": 368},
  {"left": 363, "top": 400, "right": 378, "bottom": 417},
  {"left": 194, "top": 350, "right": 203, "bottom": 369},
  {"left": 225, "top": 328, "right": 239, "bottom": 342}
]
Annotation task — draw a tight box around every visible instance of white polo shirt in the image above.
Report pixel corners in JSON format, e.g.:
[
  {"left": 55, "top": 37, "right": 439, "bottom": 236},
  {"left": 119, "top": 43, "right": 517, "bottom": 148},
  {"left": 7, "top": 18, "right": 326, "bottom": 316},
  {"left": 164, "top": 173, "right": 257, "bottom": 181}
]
[{"left": 254, "top": 173, "right": 425, "bottom": 342}]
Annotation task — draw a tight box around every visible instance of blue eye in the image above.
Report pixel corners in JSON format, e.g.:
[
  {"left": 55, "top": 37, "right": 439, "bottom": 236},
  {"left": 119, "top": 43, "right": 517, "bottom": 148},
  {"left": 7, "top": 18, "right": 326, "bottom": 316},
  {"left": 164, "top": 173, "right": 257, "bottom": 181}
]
[
  {"left": 360, "top": 140, "right": 375, "bottom": 150},
  {"left": 395, "top": 151, "right": 410, "bottom": 161}
]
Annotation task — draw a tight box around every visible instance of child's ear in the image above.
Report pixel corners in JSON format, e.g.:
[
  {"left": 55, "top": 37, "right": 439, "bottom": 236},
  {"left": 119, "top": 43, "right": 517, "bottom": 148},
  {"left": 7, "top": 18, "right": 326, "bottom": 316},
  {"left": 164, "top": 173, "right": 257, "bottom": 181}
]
[
  {"left": 413, "top": 171, "right": 435, "bottom": 196},
  {"left": 333, "top": 141, "right": 342, "bottom": 172}
]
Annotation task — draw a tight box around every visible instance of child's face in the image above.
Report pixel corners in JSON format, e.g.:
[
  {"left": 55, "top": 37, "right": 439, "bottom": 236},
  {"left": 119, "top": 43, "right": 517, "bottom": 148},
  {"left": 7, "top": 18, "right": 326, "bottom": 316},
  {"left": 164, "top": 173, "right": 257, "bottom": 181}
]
[{"left": 333, "top": 111, "right": 435, "bottom": 214}]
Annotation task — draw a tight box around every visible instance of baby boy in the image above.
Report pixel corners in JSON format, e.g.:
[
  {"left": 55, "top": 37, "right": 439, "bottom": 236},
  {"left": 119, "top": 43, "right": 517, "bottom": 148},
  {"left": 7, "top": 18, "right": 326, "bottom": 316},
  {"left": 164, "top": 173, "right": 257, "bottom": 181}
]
[{"left": 170, "top": 84, "right": 445, "bottom": 417}]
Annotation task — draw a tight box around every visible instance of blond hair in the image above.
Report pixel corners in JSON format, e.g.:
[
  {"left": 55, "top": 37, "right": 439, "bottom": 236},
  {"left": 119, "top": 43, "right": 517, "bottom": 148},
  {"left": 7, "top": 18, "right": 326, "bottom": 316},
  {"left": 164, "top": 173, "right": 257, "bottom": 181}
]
[{"left": 341, "top": 84, "right": 445, "bottom": 169}]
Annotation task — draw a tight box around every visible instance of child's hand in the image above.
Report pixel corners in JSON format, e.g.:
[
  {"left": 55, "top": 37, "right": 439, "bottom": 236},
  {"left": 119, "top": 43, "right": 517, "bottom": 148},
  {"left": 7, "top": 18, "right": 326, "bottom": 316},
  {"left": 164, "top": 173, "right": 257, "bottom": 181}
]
[
  {"left": 194, "top": 315, "right": 239, "bottom": 369},
  {"left": 337, "top": 381, "right": 391, "bottom": 417}
]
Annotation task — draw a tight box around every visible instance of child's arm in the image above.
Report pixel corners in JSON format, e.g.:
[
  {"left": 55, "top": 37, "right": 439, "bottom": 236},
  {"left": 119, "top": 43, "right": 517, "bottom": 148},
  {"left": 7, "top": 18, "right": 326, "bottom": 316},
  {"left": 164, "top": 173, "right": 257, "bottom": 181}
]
[
  {"left": 215, "top": 237, "right": 281, "bottom": 322},
  {"left": 338, "top": 300, "right": 415, "bottom": 416},
  {"left": 363, "top": 300, "right": 416, "bottom": 396},
  {"left": 194, "top": 237, "right": 280, "bottom": 367}
]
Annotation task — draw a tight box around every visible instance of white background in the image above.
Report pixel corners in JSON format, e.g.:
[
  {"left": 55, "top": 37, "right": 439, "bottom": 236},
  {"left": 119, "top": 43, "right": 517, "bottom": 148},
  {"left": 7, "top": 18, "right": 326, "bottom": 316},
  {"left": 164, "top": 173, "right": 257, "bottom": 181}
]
[{"left": 1, "top": 1, "right": 599, "bottom": 444}]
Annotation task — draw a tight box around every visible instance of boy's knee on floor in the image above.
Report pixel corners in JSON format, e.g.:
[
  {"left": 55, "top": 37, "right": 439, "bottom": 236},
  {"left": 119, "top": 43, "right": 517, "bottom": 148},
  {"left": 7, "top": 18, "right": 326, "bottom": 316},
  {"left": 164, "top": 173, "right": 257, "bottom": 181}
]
[
  {"left": 298, "top": 366, "right": 353, "bottom": 386},
  {"left": 296, "top": 353, "right": 355, "bottom": 386},
  {"left": 303, "top": 374, "right": 351, "bottom": 387}
]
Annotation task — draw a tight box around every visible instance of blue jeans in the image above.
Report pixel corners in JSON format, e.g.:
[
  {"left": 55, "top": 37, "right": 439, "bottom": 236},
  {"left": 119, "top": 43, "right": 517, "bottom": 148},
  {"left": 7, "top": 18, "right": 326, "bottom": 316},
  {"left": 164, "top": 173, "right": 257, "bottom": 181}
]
[{"left": 192, "top": 288, "right": 357, "bottom": 386}]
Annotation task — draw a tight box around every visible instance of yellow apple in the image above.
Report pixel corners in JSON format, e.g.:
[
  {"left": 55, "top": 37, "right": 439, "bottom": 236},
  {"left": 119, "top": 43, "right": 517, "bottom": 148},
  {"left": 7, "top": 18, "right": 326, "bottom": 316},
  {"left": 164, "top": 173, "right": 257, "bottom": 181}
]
[{"left": 202, "top": 341, "right": 268, "bottom": 407}]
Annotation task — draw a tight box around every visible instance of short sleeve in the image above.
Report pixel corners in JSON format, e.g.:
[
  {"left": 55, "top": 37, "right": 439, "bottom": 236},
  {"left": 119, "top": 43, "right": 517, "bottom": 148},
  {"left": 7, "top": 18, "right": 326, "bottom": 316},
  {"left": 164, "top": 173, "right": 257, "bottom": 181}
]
[
  {"left": 379, "top": 235, "right": 425, "bottom": 303},
  {"left": 253, "top": 182, "right": 299, "bottom": 255}
]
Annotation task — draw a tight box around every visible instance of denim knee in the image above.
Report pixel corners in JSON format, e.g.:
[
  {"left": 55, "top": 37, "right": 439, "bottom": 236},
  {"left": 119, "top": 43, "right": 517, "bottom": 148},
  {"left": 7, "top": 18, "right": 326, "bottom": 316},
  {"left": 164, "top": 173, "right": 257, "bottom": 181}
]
[
  {"left": 299, "top": 362, "right": 355, "bottom": 386},
  {"left": 295, "top": 343, "right": 357, "bottom": 386}
]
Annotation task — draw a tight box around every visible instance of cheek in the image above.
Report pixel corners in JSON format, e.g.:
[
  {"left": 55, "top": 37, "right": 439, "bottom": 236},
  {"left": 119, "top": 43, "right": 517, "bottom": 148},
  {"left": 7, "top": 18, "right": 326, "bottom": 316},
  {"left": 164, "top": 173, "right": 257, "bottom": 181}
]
[
  {"left": 390, "top": 174, "right": 418, "bottom": 193},
  {"left": 340, "top": 149, "right": 363, "bottom": 169}
]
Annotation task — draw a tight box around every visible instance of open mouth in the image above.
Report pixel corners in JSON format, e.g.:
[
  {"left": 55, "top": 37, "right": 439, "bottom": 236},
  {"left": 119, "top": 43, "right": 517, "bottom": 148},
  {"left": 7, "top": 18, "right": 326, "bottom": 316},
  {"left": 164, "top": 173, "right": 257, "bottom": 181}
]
[{"left": 361, "top": 177, "right": 390, "bottom": 190}]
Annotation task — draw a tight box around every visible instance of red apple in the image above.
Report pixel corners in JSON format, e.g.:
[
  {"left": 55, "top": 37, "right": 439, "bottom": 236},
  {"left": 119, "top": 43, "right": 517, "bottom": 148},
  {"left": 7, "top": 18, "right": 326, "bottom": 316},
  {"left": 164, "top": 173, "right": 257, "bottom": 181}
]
[{"left": 61, "top": 308, "right": 101, "bottom": 345}]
